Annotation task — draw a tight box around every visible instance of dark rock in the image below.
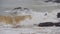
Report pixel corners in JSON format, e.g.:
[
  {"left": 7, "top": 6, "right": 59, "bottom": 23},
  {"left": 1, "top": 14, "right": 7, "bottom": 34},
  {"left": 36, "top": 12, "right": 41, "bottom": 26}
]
[
  {"left": 24, "top": 8, "right": 29, "bottom": 10},
  {"left": 57, "top": 13, "right": 60, "bottom": 18},
  {"left": 13, "top": 7, "right": 22, "bottom": 10},
  {"left": 54, "top": 0, "right": 60, "bottom": 3},
  {"left": 45, "top": 0, "right": 52, "bottom": 2},
  {"left": 38, "top": 22, "right": 54, "bottom": 27},
  {"left": 54, "top": 22, "right": 60, "bottom": 26},
  {"left": 45, "top": 0, "right": 60, "bottom": 3},
  {"left": 45, "top": 13, "right": 47, "bottom": 16}
]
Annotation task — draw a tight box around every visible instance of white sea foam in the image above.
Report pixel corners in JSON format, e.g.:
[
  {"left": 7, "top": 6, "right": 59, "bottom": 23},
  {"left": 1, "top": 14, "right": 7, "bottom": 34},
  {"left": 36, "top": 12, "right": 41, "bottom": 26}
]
[{"left": 1, "top": 8, "right": 59, "bottom": 26}]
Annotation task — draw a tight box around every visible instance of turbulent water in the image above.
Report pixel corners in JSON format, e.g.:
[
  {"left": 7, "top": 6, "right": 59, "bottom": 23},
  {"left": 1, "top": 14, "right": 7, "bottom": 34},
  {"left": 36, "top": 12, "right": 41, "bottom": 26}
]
[
  {"left": 0, "top": 7, "right": 60, "bottom": 28},
  {"left": 0, "top": 0, "right": 60, "bottom": 34}
]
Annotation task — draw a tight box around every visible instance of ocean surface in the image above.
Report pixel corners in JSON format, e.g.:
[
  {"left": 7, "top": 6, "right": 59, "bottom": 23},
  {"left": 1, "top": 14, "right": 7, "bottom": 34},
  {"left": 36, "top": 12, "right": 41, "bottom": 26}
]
[{"left": 0, "top": 0, "right": 60, "bottom": 12}]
